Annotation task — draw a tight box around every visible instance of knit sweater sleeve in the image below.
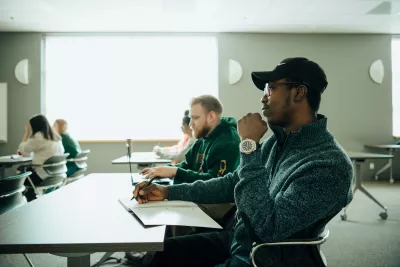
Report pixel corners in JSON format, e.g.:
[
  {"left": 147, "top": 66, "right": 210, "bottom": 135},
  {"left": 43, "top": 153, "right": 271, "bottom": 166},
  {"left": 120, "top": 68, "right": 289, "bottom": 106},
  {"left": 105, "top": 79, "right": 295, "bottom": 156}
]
[
  {"left": 167, "top": 171, "right": 239, "bottom": 204},
  {"left": 234, "top": 150, "right": 353, "bottom": 243}
]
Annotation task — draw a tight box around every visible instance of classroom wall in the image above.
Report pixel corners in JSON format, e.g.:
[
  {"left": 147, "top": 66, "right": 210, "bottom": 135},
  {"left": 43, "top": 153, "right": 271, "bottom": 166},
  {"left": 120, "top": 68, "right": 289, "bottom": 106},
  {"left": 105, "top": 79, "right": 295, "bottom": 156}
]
[
  {"left": 0, "top": 33, "right": 42, "bottom": 159},
  {"left": 218, "top": 33, "right": 398, "bottom": 180},
  {"left": 0, "top": 32, "right": 398, "bottom": 179}
]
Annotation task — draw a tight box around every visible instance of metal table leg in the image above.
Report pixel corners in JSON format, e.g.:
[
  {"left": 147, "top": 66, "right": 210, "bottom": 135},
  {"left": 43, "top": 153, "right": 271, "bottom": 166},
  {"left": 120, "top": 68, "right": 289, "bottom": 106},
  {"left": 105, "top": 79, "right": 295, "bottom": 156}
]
[
  {"left": 52, "top": 253, "right": 92, "bottom": 267},
  {"left": 93, "top": 252, "right": 115, "bottom": 267},
  {"left": 67, "top": 254, "right": 91, "bottom": 267},
  {"left": 374, "top": 148, "right": 394, "bottom": 183},
  {"left": 342, "top": 159, "right": 388, "bottom": 220}
]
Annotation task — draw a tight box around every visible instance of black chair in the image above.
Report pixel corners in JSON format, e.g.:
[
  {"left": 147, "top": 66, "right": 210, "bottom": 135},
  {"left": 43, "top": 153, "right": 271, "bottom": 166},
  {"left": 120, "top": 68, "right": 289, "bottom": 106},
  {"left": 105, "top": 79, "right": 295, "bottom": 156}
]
[
  {"left": 0, "top": 172, "right": 31, "bottom": 215},
  {"left": 250, "top": 213, "right": 338, "bottom": 267},
  {"left": 64, "top": 149, "right": 90, "bottom": 185},
  {"left": 26, "top": 154, "right": 69, "bottom": 197}
]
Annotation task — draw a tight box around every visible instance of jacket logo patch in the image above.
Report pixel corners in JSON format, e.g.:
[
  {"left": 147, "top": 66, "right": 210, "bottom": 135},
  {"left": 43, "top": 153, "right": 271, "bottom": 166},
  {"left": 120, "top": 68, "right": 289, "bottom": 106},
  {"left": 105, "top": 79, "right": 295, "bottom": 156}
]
[
  {"left": 197, "top": 153, "right": 205, "bottom": 173},
  {"left": 217, "top": 160, "right": 227, "bottom": 176}
]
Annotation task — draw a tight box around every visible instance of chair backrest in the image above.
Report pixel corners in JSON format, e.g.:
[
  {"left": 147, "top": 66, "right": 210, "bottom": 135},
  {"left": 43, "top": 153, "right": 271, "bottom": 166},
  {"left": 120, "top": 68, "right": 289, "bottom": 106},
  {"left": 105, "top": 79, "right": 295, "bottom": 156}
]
[
  {"left": 0, "top": 172, "right": 32, "bottom": 196},
  {"left": 38, "top": 177, "right": 65, "bottom": 187},
  {"left": 43, "top": 153, "right": 69, "bottom": 176},
  {"left": 68, "top": 149, "right": 90, "bottom": 169},
  {"left": 0, "top": 188, "right": 27, "bottom": 215}
]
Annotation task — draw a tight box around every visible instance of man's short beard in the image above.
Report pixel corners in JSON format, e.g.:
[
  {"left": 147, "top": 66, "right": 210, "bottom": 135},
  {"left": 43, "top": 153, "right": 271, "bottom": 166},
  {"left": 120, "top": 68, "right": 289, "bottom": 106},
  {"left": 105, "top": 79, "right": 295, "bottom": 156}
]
[{"left": 196, "top": 125, "right": 211, "bottom": 139}]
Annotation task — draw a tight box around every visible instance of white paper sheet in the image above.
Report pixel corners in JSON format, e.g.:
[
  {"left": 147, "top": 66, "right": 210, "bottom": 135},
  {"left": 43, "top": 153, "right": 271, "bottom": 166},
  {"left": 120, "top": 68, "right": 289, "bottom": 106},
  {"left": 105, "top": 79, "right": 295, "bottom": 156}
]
[{"left": 118, "top": 198, "right": 222, "bottom": 229}]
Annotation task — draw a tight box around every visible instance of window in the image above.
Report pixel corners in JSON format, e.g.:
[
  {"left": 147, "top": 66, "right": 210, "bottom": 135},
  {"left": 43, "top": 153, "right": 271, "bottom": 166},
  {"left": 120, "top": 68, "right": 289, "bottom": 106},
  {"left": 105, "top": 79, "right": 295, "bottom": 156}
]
[
  {"left": 392, "top": 38, "right": 400, "bottom": 136},
  {"left": 44, "top": 36, "right": 218, "bottom": 141}
]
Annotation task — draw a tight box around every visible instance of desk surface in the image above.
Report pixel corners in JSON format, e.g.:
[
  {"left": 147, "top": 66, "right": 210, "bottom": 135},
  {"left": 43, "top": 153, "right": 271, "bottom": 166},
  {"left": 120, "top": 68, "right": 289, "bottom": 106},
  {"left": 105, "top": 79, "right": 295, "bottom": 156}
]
[
  {"left": 0, "top": 173, "right": 165, "bottom": 254},
  {"left": 112, "top": 152, "right": 171, "bottom": 164},
  {"left": 0, "top": 155, "right": 32, "bottom": 164},
  {"left": 347, "top": 151, "right": 394, "bottom": 160},
  {"left": 365, "top": 144, "right": 400, "bottom": 149}
]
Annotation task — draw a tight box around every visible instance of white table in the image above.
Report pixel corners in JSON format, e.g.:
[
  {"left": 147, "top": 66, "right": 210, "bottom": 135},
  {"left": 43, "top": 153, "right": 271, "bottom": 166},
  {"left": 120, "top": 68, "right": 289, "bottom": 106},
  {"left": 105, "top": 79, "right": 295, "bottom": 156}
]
[
  {"left": 112, "top": 152, "right": 171, "bottom": 166},
  {"left": 364, "top": 144, "right": 400, "bottom": 183},
  {"left": 0, "top": 173, "right": 166, "bottom": 267},
  {"left": 342, "top": 152, "right": 394, "bottom": 221},
  {"left": 0, "top": 155, "right": 32, "bottom": 178}
]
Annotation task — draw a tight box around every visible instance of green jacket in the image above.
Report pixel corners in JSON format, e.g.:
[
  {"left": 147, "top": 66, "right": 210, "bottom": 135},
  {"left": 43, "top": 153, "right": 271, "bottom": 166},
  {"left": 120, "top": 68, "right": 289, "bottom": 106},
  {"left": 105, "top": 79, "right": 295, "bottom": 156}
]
[
  {"left": 60, "top": 132, "right": 81, "bottom": 158},
  {"left": 174, "top": 117, "right": 241, "bottom": 184},
  {"left": 60, "top": 133, "right": 82, "bottom": 176}
]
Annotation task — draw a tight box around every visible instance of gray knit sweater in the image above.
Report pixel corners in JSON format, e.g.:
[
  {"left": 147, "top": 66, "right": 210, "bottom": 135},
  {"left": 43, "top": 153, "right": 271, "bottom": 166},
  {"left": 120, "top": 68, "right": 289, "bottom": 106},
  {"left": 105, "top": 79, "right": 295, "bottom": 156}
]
[{"left": 168, "top": 114, "right": 353, "bottom": 266}]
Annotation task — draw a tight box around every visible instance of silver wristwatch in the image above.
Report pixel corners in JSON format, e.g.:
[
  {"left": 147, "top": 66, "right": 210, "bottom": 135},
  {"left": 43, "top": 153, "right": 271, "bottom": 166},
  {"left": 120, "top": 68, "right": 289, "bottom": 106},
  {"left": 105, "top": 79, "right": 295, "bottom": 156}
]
[{"left": 239, "top": 139, "right": 258, "bottom": 154}]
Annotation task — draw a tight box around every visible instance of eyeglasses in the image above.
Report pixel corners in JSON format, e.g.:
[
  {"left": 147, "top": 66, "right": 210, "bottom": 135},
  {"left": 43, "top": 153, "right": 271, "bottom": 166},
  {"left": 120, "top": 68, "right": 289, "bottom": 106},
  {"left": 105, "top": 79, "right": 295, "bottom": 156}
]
[
  {"left": 264, "top": 82, "right": 310, "bottom": 96},
  {"left": 264, "top": 82, "right": 299, "bottom": 96}
]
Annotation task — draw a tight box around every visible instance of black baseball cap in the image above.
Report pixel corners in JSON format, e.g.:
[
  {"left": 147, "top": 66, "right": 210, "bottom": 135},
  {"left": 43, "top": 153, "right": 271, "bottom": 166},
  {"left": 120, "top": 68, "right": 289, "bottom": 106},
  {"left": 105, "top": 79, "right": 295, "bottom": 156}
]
[{"left": 251, "top": 57, "right": 328, "bottom": 93}]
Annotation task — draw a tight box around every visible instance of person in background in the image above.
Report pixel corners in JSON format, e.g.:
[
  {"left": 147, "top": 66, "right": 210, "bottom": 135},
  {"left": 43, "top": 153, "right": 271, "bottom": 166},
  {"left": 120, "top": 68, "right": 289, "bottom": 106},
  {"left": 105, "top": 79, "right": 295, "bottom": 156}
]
[
  {"left": 124, "top": 95, "right": 241, "bottom": 264},
  {"left": 17, "top": 114, "right": 64, "bottom": 201},
  {"left": 53, "top": 119, "right": 82, "bottom": 176},
  {"left": 153, "top": 110, "right": 195, "bottom": 164},
  {"left": 394, "top": 136, "right": 400, "bottom": 145},
  {"left": 141, "top": 95, "right": 241, "bottom": 185}
]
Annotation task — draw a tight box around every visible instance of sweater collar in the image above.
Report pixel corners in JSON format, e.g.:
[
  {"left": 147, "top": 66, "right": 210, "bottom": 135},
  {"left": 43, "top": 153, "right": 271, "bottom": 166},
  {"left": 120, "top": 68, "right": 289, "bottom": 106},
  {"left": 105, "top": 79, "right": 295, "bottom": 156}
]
[{"left": 270, "top": 114, "right": 333, "bottom": 148}]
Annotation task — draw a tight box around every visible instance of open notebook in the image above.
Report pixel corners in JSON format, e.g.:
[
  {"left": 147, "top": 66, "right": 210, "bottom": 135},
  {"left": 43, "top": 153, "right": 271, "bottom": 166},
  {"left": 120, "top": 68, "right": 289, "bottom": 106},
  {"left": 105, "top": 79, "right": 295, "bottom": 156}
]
[{"left": 119, "top": 198, "right": 222, "bottom": 229}]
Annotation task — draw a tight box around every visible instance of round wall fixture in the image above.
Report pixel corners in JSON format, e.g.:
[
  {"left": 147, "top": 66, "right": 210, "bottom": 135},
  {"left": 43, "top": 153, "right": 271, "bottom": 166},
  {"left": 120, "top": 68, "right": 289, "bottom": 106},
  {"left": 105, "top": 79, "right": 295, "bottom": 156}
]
[
  {"left": 369, "top": 59, "right": 384, "bottom": 84},
  {"left": 15, "top": 59, "right": 29, "bottom": 85}
]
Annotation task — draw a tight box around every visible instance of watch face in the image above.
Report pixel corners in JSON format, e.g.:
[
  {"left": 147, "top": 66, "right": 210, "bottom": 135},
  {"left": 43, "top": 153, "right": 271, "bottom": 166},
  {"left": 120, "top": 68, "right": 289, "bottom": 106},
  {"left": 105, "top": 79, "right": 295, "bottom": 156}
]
[
  {"left": 243, "top": 140, "right": 252, "bottom": 151},
  {"left": 241, "top": 139, "right": 255, "bottom": 153}
]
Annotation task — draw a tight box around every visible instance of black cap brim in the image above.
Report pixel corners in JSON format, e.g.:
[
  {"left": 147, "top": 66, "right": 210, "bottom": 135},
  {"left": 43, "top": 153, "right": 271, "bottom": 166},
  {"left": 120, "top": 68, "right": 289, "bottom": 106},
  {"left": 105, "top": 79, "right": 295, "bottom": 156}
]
[{"left": 251, "top": 71, "right": 278, "bottom": 90}]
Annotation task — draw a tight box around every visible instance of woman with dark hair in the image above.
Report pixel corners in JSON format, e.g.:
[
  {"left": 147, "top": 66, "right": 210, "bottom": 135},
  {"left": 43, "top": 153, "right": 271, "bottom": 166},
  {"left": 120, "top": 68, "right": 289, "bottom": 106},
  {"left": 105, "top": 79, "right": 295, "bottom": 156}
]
[
  {"left": 153, "top": 110, "right": 195, "bottom": 164},
  {"left": 17, "top": 114, "right": 64, "bottom": 201}
]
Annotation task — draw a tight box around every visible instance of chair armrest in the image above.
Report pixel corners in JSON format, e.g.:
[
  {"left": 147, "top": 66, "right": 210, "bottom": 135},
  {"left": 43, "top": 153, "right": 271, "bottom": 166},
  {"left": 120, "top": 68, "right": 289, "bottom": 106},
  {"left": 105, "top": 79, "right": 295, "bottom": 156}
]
[
  {"left": 42, "top": 161, "right": 67, "bottom": 167},
  {"left": 0, "top": 186, "right": 26, "bottom": 198},
  {"left": 250, "top": 230, "right": 329, "bottom": 267},
  {"left": 67, "top": 157, "right": 88, "bottom": 162},
  {"left": 252, "top": 229, "right": 329, "bottom": 248}
]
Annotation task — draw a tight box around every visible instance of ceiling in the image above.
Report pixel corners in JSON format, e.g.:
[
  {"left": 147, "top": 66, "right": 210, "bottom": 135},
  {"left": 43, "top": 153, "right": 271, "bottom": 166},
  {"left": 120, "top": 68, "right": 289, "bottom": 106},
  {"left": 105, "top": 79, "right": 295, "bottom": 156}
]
[{"left": 1, "top": 0, "right": 400, "bottom": 33}]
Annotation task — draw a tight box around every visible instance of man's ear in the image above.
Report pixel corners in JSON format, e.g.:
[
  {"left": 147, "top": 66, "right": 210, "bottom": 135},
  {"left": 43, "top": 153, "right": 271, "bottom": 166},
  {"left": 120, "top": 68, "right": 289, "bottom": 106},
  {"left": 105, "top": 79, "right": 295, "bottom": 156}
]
[
  {"left": 294, "top": 85, "right": 308, "bottom": 102},
  {"left": 208, "top": 111, "right": 217, "bottom": 122}
]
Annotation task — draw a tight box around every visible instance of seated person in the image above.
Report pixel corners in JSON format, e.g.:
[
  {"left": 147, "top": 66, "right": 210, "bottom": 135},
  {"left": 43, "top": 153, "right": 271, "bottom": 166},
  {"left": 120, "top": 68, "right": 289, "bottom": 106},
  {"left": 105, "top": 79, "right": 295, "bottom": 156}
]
[
  {"left": 395, "top": 136, "right": 400, "bottom": 145},
  {"left": 153, "top": 110, "right": 195, "bottom": 164},
  {"left": 18, "top": 114, "right": 64, "bottom": 201},
  {"left": 141, "top": 95, "right": 241, "bottom": 185},
  {"left": 125, "top": 95, "right": 241, "bottom": 261},
  {"left": 133, "top": 58, "right": 354, "bottom": 267},
  {"left": 53, "top": 119, "right": 82, "bottom": 176}
]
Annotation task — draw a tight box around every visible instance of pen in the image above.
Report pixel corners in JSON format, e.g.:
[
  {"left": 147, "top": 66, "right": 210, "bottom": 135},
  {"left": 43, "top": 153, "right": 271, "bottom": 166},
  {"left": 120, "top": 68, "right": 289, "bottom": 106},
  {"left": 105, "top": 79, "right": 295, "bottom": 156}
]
[{"left": 131, "top": 177, "right": 157, "bottom": 201}]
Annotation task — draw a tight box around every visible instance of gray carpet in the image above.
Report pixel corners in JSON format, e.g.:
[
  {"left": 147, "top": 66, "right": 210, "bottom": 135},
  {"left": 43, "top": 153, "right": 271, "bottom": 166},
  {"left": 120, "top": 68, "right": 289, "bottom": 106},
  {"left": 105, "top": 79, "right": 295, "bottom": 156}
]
[{"left": 0, "top": 181, "right": 399, "bottom": 267}]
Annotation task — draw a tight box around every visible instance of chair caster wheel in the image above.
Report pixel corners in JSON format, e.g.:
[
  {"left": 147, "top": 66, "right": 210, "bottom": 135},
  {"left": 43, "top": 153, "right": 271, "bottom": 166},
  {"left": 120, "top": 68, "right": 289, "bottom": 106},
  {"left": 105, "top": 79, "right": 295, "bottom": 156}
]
[
  {"left": 379, "top": 212, "right": 388, "bottom": 220},
  {"left": 375, "top": 176, "right": 379, "bottom": 180},
  {"left": 340, "top": 214, "right": 347, "bottom": 221}
]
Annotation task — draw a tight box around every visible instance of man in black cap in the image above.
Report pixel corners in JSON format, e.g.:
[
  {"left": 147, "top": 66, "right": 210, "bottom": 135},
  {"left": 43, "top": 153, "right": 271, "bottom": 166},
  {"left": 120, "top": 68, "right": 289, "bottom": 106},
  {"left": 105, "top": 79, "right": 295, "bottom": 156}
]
[{"left": 131, "top": 57, "right": 353, "bottom": 267}]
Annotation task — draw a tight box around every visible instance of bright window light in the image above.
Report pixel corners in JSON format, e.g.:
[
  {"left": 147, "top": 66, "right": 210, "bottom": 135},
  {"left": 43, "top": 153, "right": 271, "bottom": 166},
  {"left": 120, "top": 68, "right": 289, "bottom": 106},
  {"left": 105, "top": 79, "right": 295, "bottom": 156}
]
[
  {"left": 44, "top": 35, "right": 218, "bottom": 141},
  {"left": 392, "top": 39, "right": 400, "bottom": 136}
]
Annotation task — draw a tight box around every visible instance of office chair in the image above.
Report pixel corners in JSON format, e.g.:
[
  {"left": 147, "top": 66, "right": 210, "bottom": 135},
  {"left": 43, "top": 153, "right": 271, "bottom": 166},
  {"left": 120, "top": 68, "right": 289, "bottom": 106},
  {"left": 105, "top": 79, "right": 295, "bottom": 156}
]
[
  {"left": 64, "top": 149, "right": 91, "bottom": 185},
  {"left": 250, "top": 213, "right": 337, "bottom": 267},
  {"left": 0, "top": 172, "right": 31, "bottom": 215},
  {"left": 26, "top": 154, "right": 69, "bottom": 197}
]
